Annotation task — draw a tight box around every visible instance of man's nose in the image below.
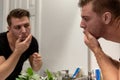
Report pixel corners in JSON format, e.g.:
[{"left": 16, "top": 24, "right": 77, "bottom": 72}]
[
  {"left": 21, "top": 26, "right": 26, "bottom": 33},
  {"left": 80, "top": 21, "right": 85, "bottom": 28}
]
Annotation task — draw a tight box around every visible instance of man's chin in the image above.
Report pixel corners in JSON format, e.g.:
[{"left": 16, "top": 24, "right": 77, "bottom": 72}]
[
  {"left": 90, "top": 32, "right": 100, "bottom": 39},
  {"left": 96, "top": 37, "right": 100, "bottom": 39},
  {"left": 20, "top": 38, "right": 26, "bottom": 41},
  {"left": 94, "top": 35, "right": 100, "bottom": 39}
]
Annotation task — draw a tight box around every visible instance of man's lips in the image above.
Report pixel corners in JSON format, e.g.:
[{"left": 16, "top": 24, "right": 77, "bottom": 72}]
[{"left": 19, "top": 35, "right": 27, "bottom": 41}]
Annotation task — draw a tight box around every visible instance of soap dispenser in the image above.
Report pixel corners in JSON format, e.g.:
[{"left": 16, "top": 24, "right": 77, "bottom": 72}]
[{"left": 62, "top": 70, "right": 71, "bottom": 80}]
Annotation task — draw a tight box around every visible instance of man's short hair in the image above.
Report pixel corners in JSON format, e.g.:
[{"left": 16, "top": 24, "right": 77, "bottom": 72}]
[
  {"left": 7, "top": 8, "right": 30, "bottom": 26},
  {"left": 79, "top": 0, "right": 120, "bottom": 18}
]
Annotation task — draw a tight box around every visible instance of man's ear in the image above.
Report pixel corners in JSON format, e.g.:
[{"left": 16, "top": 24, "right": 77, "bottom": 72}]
[{"left": 102, "top": 12, "right": 112, "bottom": 24}]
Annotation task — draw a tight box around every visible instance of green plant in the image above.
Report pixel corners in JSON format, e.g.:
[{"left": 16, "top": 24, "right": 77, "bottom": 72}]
[
  {"left": 16, "top": 68, "right": 58, "bottom": 80},
  {"left": 45, "top": 69, "right": 54, "bottom": 80},
  {"left": 16, "top": 67, "right": 40, "bottom": 80}
]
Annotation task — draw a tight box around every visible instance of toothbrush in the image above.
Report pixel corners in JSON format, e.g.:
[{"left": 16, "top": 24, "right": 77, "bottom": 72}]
[{"left": 72, "top": 67, "right": 80, "bottom": 79}]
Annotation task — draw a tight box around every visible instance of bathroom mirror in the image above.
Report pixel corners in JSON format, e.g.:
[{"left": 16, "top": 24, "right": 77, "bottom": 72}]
[{"left": 1, "top": 0, "right": 89, "bottom": 75}]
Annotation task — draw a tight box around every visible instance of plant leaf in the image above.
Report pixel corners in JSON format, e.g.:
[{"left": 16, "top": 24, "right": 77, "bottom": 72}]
[
  {"left": 26, "top": 67, "right": 33, "bottom": 76},
  {"left": 45, "top": 69, "right": 54, "bottom": 80}
]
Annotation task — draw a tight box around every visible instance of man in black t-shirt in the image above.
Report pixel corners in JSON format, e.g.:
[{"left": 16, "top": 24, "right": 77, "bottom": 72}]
[{"left": 0, "top": 8, "right": 42, "bottom": 80}]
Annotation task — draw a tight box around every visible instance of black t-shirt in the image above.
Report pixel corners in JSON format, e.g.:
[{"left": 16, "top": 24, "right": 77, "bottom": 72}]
[{"left": 0, "top": 31, "right": 39, "bottom": 80}]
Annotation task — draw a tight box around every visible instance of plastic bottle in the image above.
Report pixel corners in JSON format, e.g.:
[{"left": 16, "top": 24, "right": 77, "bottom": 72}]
[{"left": 62, "top": 70, "right": 71, "bottom": 80}]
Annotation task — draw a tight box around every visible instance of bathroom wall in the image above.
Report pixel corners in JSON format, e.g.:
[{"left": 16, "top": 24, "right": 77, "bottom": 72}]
[
  {"left": 0, "top": 0, "right": 3, "bottom": 32},
  {"left": 40, "top": 0, "right": 88, "bottom": 75}
]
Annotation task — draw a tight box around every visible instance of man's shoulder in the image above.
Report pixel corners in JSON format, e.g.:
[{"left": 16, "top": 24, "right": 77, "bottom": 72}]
[
  {"left": 31, "top": 36, "right": 38, "bottom": 42},
  {"left": 0, "top": 31, "right": 8, "bottom": 45},
  {"left": 29, "top": 36, "right": 38, "bottom": 48},
  {"left": 0, "top": 31, "right": 7, "bottom": 38},
  {"left": 0, "top": 31, "right": 7, "bottom": 40}
]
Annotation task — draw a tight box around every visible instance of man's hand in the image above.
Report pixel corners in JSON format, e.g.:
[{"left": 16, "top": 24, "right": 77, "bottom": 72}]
[
  {"left": 84, "top": 31, "right": 101, "bottom": 53},
  {"left": 15, "top": 34, "right": 32, "bottom": 54},
  {"left": 29, "top": 52, "right": 42, "bottom": 71}
]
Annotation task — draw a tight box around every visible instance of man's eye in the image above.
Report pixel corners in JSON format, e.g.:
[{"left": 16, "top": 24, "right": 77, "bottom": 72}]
[
  {"left": 15, "top": 25, "right": 21, "bottom": 29},
  {"left": 84, "top": 17, "right": 89, "bottom": 21},
  {"left": 82, "top": 16, "right": 89, "bottom": 22},
  {"left": 24, "top": 24, "right": 30, "bottom": 28}
]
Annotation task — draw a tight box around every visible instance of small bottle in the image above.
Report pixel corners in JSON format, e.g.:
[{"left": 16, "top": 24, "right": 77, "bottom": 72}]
[
  {"left": 95, "top": 69, "right": 101, "bottom": 80},
  {"left": 62, "top": 70, "right": 71, "bottom": 80},
  {"left": 88, "top": 71, "right": 92, "bottom": 80},
  {"left": 91, "top": 70, "right": 95, "bottom": 80}
]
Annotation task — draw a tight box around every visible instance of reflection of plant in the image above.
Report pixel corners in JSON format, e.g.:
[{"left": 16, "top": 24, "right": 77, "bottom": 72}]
[
  {"left": 16, "top": 68, "right": 58, "bottom": 80},
  {"left": 16, "top": 67, "right": 40, "bottom": 80},
  {"left": 45, "top": 69, "right": 55, "bottom": 80},
  {"left": 39, "top": 69, "right": 57, "bottom": 80}
]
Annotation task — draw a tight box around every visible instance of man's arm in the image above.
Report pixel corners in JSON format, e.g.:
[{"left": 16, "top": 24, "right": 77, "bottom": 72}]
[
  {"left": 108, "top": 56, "right": 119, "bottom": 69},
  {"left": 29, "top": 52, "right": 42, "bottom": 72},
  {"left": 119, "top": 62, "right": 120, "bottom": 80},
  {"left": 84, "top": 31, "right": 119, "bottom": 80},
  {"left": 93, "top": 48, "right": 118, "bottom": 80},
  {"left": 0, "top": 51, "right": 23, "bottom": 79},
  {"left": 0, "top": 34, "right": 32, "bottom": 79}
]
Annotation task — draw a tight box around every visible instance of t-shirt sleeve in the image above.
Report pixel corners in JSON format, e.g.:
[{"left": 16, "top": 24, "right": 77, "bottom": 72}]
[
  {"left": 0, "top": 41, "right": 5, "bottom": 56},
  {"left": 0, "top": 38, "right": 11, "bottom": 59}
]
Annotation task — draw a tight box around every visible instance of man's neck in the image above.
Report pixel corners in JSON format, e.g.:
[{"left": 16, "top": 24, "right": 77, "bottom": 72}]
[{"left": 103, "top": 17, "right": 120, "bottom": 43}]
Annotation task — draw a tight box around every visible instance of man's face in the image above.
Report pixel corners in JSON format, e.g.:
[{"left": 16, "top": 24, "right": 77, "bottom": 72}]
[
  {"left": 8, "top": 16, "right": 31, "bottom": 41},
  {"left": 80, "top": 2, "right": 105, "bottom": 39}
]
